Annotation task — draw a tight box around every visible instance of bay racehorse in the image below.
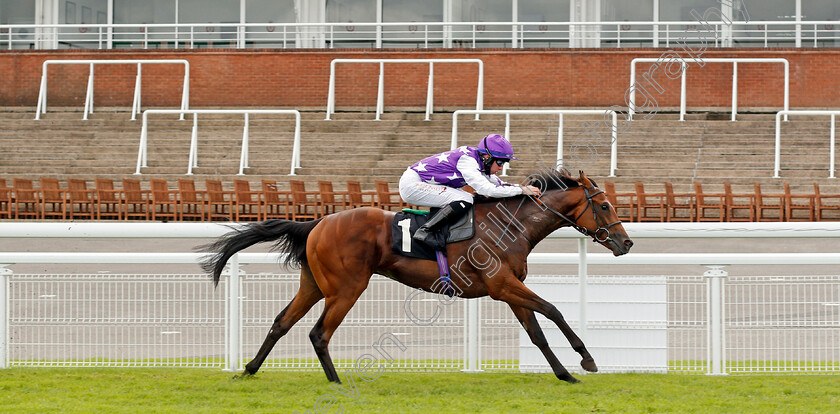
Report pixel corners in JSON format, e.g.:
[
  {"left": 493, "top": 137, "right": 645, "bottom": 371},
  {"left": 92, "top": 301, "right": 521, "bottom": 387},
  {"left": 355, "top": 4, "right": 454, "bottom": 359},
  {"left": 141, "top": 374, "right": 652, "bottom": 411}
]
[{"left": 200, "top": 169, "right": 633, "bottom": 384}]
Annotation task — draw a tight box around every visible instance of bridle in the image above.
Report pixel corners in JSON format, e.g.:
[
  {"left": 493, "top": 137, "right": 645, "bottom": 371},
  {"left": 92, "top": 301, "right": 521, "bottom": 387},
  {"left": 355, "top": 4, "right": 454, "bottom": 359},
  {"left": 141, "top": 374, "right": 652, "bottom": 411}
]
[
  {"left": 496, "top": 185, "right": 623, "bottom": 249},
  {"left": 530, "top": 186, "right": 622, "bottom": 244}
]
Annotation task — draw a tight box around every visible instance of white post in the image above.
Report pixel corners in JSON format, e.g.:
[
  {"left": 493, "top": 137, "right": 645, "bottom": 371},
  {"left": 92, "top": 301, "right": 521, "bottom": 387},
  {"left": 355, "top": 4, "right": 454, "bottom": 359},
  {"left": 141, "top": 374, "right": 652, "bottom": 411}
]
[
  {"left": 783, "top": 62, "right": 789, "bottom": 122},
  {"left": 131, "top": 63, "right": 142, "bottom": 121},
  {"left": 34, "top": 63, "right": 48, "bottom": 120},
  {"left": 290, "top": 112, "right": 301, "bottom": 175},
  {"left": 180, "top": 62, "right": 189, "bottom": 121},
  {"left": 501, "top": 113, "right": 510, "bottom": 176},
  {"left": 831, "top": 114, "right": 836, "bottom": 179},
  {"left": 425, "top": 62, "right": 434, "bottom": 121},
  {"left": 704, "top": 265, "right": 728, "bottom": 375},
  {"left": 187, "top": 114, "right": 198, "bottom": 175},
  {"left": 225, "top": 255, "right": 242, "bottom": 372},
  {"left": 238, "top": 113, "right": 249, "bottom": 175},
  {"left": 135, "top": 113, "right": 148, "bottom": 174},
  {"left": 462, "top": 298, "right": 482, "bottom": 372},
  {"left": 450, "top": 112, "right": 459, "bottom": 150},
  {"left": 679, "top": 61, "right": 687, "bottom": 122},
  {"left": 629, "top": 61, "right": 636, "bottom": 121},
  {"left": 83, "top": 63, "right": 95, "bottom": 120},
  {"left": 731, "top": 62, "right": 738, "bottom": 122},
  {"left": 475, "top": 61, "right": 483, "bottom": 120},
  {"left": 325, "top": 60, "right": 336, "bottom": 120},
  {"left": 556, "top": 113, "right": 564, "bottom": 170},
  {"left": 578, "top": 238, "right": 588, "bottom": 345},
  {"left": 774, "top": 112, "right": 782, "bottom": 178},
  {"left": 376, "top": 62, "right": 385, "bottom": 121},
  {"left": 0, "top": 265, "right": 10, "bottom": 369},
  {"left": 610, "top": 110, "right": 618, "bottom": 177}
]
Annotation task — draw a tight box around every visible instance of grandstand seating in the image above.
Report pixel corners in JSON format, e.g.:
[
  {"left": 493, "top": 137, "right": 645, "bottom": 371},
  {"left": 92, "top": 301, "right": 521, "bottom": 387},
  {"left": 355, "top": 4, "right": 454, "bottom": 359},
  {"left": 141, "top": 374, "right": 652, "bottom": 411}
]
[
  {"left": 0, "top": 175, "right": 838, "bottom": 222},
  {"left": 2, "top": 108, "right": 840, "bottom": 222}
]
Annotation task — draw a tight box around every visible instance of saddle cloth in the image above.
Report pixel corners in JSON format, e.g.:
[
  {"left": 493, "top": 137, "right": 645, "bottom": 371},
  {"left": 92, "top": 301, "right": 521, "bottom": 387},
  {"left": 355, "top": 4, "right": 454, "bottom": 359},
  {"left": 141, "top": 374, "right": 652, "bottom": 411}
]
[{"left": 390, "top": 208, "right": 475, "bottom": 261}]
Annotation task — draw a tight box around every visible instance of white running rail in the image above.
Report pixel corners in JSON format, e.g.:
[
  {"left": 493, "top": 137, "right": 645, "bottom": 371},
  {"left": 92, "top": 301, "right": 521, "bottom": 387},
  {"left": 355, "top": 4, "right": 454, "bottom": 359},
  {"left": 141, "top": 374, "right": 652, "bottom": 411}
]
[
  {"left": 774, "top": 110, "right": 840, "bottom": 179},
  {"left": 325, "top": 58, "right": 484, "bottom": 121},
  {"left": 34, "top": 59, "right": 190, "bottom": 121},
  {"left": 629, "top": 57, "right": 789, "bottom": 122},
  {"left": 451, "top": 109, "right": 619, "bottom": 177},
  {"left": 1, "top": 222, "right": 840, "bottom": 373},
  {"left": 135, "top": 109, "right": 302, "bottom": 176}
]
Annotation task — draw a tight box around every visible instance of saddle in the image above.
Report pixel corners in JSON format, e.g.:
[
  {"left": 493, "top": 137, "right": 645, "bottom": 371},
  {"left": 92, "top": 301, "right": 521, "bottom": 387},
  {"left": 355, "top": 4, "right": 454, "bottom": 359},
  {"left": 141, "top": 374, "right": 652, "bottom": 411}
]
[{"left": 391, "top": 207, "right": 475, "bottom": 261}]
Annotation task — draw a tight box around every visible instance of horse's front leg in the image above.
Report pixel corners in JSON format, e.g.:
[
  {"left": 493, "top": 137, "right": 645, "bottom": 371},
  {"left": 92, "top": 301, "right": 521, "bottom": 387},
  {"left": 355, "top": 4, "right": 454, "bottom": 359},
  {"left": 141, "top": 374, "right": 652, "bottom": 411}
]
[
  {"left": 492, "top": 278, "right": 597, "bottom": 374},
  {"left": 508, "top": 304, "right": 579, "bottom": 383}
]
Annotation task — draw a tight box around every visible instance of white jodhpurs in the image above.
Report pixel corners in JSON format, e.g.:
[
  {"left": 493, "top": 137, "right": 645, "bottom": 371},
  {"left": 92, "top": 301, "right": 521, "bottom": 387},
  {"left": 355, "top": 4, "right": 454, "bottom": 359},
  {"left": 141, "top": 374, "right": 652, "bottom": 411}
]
[{"left": 398, "top": 169, "right": 473, "bottom": 208}]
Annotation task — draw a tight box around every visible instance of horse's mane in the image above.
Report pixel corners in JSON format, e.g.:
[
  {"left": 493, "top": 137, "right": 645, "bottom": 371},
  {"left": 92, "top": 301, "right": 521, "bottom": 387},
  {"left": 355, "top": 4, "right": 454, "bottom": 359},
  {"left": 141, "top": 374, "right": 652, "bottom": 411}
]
[
  {"left": 528, "top": 168, "right": 583, "bottom": 192},
  {"left": 474, "top": 168, "right": 588, "bottom": 204}
]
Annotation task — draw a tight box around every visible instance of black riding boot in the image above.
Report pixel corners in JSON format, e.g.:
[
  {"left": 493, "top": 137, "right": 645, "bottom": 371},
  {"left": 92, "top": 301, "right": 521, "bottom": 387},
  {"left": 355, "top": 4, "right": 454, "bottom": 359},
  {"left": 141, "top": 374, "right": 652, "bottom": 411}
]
[{"left": 413, "top": 200, "right": 471, "bottom": 244}]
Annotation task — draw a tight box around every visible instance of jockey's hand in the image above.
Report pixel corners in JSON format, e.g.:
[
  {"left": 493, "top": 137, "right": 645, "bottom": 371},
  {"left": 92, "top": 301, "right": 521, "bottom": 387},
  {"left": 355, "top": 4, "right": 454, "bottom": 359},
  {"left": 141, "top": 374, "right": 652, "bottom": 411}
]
[{"left": 522, "top": 185, "right": 542, "bottom": 197}]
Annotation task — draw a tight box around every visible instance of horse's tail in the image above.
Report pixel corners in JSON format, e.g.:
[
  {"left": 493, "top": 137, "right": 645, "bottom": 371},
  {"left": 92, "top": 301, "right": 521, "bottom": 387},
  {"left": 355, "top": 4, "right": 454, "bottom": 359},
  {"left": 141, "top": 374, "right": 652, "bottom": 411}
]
[{"left": 199, "top": 219, "right": 323, "bottom": 287}]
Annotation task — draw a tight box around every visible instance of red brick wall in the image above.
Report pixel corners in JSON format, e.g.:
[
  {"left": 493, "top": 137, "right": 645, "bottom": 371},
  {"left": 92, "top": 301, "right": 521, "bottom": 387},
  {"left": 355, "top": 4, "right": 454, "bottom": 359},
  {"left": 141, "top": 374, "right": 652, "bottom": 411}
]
[{"left": 1, "top": 48, "right": 838, "bottom": 110}]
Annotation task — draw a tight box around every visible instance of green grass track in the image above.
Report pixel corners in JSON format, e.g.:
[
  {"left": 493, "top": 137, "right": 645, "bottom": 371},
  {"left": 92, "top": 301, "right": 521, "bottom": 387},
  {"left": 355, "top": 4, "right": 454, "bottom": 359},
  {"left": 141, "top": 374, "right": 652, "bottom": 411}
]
[{"left": 1, "top": 368, "right": 838, "bottom": 413}]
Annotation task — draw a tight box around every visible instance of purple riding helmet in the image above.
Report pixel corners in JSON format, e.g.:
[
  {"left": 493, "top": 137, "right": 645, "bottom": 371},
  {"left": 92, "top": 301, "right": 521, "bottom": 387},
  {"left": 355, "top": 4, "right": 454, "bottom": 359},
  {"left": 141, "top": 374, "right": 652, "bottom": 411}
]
[{"left": 476, "top": 134, "right": 517, "bottom": 174}]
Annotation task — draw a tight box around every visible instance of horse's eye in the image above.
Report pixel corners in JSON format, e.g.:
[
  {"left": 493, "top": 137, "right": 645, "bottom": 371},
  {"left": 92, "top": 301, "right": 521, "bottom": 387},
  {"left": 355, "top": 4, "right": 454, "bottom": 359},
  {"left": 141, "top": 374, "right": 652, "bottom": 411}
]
[{"left": 600, "top": 204, "right": 609, "bottom": 211}]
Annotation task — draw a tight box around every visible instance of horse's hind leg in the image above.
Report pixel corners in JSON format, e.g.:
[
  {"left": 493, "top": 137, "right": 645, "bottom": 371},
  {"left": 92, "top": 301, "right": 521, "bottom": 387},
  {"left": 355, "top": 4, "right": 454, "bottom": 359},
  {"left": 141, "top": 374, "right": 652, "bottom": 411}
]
[
  {"left": 509, "top": 304, "right": 579, "bottom": 383},
  {"left": 493, "top": 277, "right": 597, "bottom": 375},
  {"left": 241, "top": 265, "right": 324, "bottom": 376}
]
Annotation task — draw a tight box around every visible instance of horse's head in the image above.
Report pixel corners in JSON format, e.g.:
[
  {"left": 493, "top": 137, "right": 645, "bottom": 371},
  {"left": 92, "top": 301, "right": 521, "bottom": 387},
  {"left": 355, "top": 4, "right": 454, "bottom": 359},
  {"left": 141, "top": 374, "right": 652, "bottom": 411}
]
[
  {"left": 531, "top": 170, "right": 633, "bottom": 256},
  {"left": 568, "top": 171, "right": 633, "bottom": 256}
]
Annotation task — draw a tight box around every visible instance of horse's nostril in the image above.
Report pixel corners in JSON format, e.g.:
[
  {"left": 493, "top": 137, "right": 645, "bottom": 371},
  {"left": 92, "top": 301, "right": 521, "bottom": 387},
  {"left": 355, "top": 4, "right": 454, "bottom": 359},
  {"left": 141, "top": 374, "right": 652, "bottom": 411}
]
[{"left": 624, "top": 239, "right": 634, "bottom": 249}]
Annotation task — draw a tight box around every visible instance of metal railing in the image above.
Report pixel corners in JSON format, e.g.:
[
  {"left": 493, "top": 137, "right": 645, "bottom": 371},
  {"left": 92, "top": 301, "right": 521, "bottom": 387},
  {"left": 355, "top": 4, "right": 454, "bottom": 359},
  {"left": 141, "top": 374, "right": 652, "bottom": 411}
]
[
  {"left": 1, "top": 222, "right": 839, "bottom": 374},
  {"left": 629, "top": 58, "right": 789, "bottom": 122},
  {"left": 774, "top": 110, "right": 840, "bottom": 179},
  {"left": 450, "top": 109, "right": 619, "bottom": 177},
  {"left": 135, "top": 109, "right": 302, "bottom": 176},
  {"left": 34, "top": 59, "right": 190, "bottom": 121},
  {"left": 2, "top": 21, "right": 839, "bottom": 50},
  {"left": 325, "top": 58, "right": 484, "bottom": 121}
]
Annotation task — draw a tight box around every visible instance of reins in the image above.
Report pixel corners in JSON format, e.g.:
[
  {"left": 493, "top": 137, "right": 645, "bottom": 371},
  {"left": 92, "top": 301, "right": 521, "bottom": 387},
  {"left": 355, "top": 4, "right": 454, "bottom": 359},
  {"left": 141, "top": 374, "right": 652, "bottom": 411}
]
[{"left": 493, "top": 186, "right": 622, "bottom": 248}]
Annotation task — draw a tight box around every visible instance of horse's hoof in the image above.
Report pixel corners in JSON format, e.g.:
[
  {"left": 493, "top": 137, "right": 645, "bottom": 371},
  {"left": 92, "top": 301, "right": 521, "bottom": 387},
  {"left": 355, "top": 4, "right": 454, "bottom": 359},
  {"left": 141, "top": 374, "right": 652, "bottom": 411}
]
[
  {"left": 581, "top": 357, "right": 598, "bottom": 373},
  {"left": 560, "top": 374, "right": 581, "bottom": 384},
  {"left": 232, "top": 370, "right": 254, "bottom": 380}
]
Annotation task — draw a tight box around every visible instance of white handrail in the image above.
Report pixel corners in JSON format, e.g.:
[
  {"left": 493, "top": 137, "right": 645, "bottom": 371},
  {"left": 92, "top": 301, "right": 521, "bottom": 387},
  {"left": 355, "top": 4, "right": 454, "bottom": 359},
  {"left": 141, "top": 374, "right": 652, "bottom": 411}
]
[
  {"left": 629, "top": 58, "right": 789, "bottom": 122},
  {"left": 2, "top": 221, "right": 839, "bottom": 373},
  {"left": 34, "top": 59, "right": 190, "bottom": 121},
  {"left": 326, "top": 58, "right": 484, "bottom": 121},
  {"left": 136, "top": 109, "right": 302, "bottom": 176},
  {"left": 4, "top": 20, "right": 839, "bottom": 51},
  {"left": 451, "top": 109, "right": 619, "bottom": 177},
  {"left": 774, "top": 110, "right": 840, "bottom": 179}
]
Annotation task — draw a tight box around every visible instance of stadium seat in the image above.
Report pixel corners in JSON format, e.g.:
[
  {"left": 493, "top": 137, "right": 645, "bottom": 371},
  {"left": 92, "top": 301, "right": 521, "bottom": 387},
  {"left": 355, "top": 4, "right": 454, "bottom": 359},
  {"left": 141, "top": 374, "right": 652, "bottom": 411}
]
[
  {"left": 604, "top": 181, "right": 635, "bottom": 222},
  {"left": 346, "top": 181, "right": 375, "bottom": 209},
  {"left": 374, "top": 181, "right": 406, "bottom": 211},
  {"left": 262, "top": 180, "right": 291, "bottom": 220},
  {"left": 12, "top": 178, "right": 40, "bottom": 220},
  {"left": 205, "top": 180, "right": 233, "bottom": 221},
  {"left": 94, "top": 178, "right": 122, "bottom": 220},
  {"left": 0, "top": 179, "right": 11, "bottom": 219},
  {"left": 67, "top": 178, "right": 95, "bottom": 220},
  {"left": 233, "top": 179, "right": 263, "bottom": 221},
  {"left": 122, "top": 179, "right": 150, "bottom": 220},
  {"left": 39, "top": 177, "right": 67, "bottom": 220},
  {"left": 813, "top": 183, "right": 840, "bottom": 221},
  {"left": 634, "top": 182, "right": 666, "bottom": 222},
  {"left": 149, "top": 179, "right": 179, "bottom": 222},
  {"left": 693, "top": 183, "right": 725, "bottom": 222},
  {"left": 754, "top": 183, "right": 785, "bottom": 222},
  {"left": 318, "top": 181, "right": 347, "bottom": 216},
  {"left": 663, "top": 182, "right": 694, "bottom": 222},
  {"left": 289, "top": 180, "right": 320, "bottom": 221},
  {"left": 783, "top": 183, "right": 815, "bottom": 222},
  {"left": 723, "top": 182, "right": 754, "bottom": 222},
  {"left": 177, "top": 179, "right": 206, "bottom": 221}
]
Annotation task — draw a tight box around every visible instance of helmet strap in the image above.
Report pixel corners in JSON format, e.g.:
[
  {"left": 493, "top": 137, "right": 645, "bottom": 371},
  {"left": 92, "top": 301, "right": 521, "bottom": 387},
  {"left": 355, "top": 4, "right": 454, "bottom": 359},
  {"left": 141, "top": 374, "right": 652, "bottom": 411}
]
[{"left": 481, "top": 155, "right": 494, "bottom": 174}]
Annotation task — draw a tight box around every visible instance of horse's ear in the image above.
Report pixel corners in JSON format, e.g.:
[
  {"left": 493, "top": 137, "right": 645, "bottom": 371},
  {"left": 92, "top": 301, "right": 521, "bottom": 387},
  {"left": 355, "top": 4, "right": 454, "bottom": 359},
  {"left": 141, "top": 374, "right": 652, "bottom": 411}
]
[{"left": 578, "top": 170, "right": 591, "bottom": 186}]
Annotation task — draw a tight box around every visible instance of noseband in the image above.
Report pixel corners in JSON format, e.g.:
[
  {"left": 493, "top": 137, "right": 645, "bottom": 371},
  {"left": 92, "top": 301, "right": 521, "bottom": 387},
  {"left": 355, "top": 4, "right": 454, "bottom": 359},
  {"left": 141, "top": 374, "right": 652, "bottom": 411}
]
[{"left": 535, "top": 187, "right": 622, "bottom": 243}]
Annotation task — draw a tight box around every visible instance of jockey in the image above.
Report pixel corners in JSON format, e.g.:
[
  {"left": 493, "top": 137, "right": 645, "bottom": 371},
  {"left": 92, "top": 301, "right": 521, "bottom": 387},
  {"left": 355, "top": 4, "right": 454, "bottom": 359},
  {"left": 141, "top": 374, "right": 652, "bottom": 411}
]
[{"left": 399, "top": 133, "right": 542, "bottom": 244}]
